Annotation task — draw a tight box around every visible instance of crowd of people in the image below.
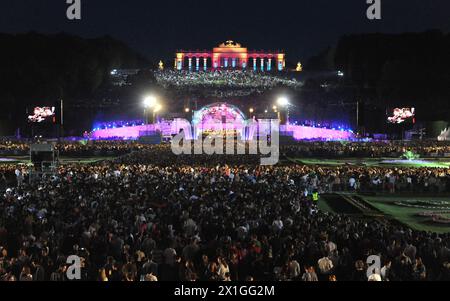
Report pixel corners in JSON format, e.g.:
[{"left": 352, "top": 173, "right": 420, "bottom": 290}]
[
  {"left": 154, "top": 70, "right": 302, "bottom": 90},
  {"left": 0, "top": 140, "right": 147, "bottom": 157},
  {"left": 0, "top": 142, "right": 449, "bottom": 282},
  {"left": 2, "top": 139, "right": 450, "bottom": 159},
  {"left": 116, "top": 146, "right": 450, "bottom": 194},
  {"left": 283, "top": 141, "right": 450, "bottom": 158}
]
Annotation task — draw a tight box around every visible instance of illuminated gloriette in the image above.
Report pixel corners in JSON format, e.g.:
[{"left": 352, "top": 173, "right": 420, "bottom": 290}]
[{"left": 175, "top": 40, "right": 286, "bottom": 72}]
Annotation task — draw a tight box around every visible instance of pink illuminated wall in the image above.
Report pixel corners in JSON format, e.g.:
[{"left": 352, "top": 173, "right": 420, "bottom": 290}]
[
  {"left": 91, "top": 119, "right": 192, "bottom": 140},
  {"left": 91, "top": 122, "right": 354, "bottom": 141},
  {"left": 92, "top": 124, "right": 155, "bottom": 139},
  {"left": 283, "top": 125, "right": 354, "bottom": 140}
]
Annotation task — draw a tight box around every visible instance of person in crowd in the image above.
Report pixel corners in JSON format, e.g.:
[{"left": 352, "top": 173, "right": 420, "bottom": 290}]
[
  {"left": 302, "top": 266, "right": 319, "bottom": 282},
  {"left": 412, "top": 257, "right": 427, "bottom": 281}
]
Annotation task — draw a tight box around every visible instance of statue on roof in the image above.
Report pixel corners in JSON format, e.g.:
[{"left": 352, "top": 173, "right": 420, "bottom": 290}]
[{"left": 219, "top": 40, "right": 242, "bottom": 48}]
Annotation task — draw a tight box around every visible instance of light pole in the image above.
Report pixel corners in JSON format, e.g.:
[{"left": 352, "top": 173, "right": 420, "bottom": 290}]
[
  {"left": 143, "top": 95, "right": 159, "bottom": 124},
  {"left": 153, "top": 104, "right": 162, "bottom": 124},
  {"left": 60, "top": 99, "right": 64, "bottom": 140},
  {"left": 276, "top": 96, "right": 290, "bottom": 125}
]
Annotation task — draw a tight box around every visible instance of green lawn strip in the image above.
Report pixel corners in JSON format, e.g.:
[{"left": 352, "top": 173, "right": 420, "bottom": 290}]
[
  {"left": 288, "top": 158, "right": 346, "bottom": 166},
  {"left": 378, "top": 162, "right": 448, "bottom": 168},
  {"left": 0, "top": 160, "right": 24, "bottom": 164},
  {"left": 59, "top": 157, "right": 116, "bottom": 164},
  {"left": 286, "top": 157, "right": 450, "bottom": 168},
  {"left": 0, "top": 156, "right": 29, "bottom": 164},
  {"left": 318, "top": 196, "right": 336, "bottom": 213},
  {"left": 0, "top": 156, "right": 116, "bottom": 165}
]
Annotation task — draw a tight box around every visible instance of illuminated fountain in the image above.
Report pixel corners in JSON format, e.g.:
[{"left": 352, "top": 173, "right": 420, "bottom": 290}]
[{"left": 381, "top": 150, "right": 448, "bottom": 168}]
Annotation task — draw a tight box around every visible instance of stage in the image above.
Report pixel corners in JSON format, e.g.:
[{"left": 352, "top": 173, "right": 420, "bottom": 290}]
[
  {"left": 90, "top": 103, "right": 354, "bottom": 141},
  {"left": 90, "top": 121, "right": 354, "bottom": 141},
  {"left": 89, "top": 103, "right": 355, "bottom": 141}
]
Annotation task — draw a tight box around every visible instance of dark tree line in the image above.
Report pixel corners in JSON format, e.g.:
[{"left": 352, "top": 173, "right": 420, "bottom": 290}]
[
  {"left": 334, "top": 30, "right": 450, "bottom": 122},
  {"left": 0, "top": 32, "right": 149, "bottom": 135},
  {"left": 302, "top": 31, "right": 450, "bottom": 133}
]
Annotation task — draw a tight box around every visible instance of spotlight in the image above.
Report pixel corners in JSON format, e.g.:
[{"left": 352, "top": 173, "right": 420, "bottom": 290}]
[
  {"left": 154, "top": 104, "right": 162, "bottom": 113},
  {"left": 277, "top": 97, "right": 290, "bottom": 107},
  {"left": 143, "top": 95, "right": 158, "bottom": 108}
]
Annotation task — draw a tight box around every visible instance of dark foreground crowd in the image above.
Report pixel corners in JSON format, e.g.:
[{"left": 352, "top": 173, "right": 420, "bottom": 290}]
[{"left": 0, "top": 145, "right": 450, "bottom": 282}]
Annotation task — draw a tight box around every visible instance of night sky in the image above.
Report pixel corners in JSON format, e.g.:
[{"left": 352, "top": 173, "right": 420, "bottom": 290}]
[{"left": 1, "top": 0, "right": 449, "bottom": 62}]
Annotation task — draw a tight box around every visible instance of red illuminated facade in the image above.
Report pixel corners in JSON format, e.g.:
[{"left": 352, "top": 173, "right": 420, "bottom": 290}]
[{"left": 175, "top": 40, "right": 285, "bottom": 71}]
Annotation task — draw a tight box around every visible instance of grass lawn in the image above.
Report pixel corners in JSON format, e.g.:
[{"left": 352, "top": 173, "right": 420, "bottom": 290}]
[
  {"left": 59, "top": 157, "right": 116, "bottom": 164},
  {"left": 361, "top": 195, "right": 450, "bottom": 234},
  {"left": 0, "top": 156, "right": 115, "bottom": 165},
  {"left": 318, "top": 196, "right": 337, "bottom": 213}
]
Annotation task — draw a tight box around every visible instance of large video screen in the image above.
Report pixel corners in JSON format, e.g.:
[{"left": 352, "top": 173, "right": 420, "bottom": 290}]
[
  {"left": 387, "top": 107, "right": 416, "bottom": 124},
  {"left": 28, "top": 106, "right": 56, "bottom": 123}
]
